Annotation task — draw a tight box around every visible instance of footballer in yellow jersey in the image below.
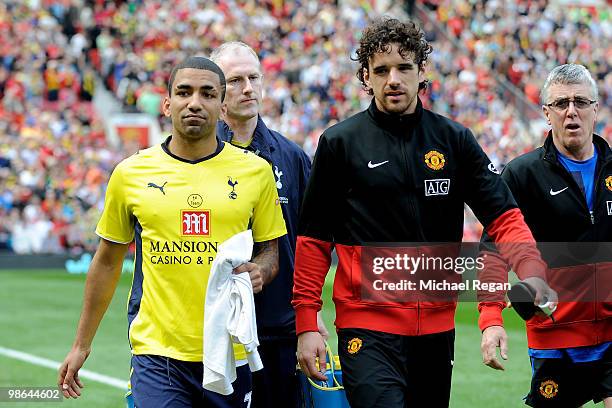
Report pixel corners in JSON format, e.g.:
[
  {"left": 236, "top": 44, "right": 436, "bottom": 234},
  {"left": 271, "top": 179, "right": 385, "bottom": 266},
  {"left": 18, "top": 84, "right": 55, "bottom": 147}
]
[
  {"left": 59, "top": 57, "right": 286, "bottom": 407},
  {"left": 96, "top": 138, "right": 286, "bottom": 361}
]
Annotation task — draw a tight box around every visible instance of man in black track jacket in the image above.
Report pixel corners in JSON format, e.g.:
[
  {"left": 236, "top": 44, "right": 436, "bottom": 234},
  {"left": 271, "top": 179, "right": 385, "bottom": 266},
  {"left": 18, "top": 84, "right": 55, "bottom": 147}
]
[
  {"left": 479, "top": 64, "right": 612, "bottom": 408},
  {"left": 292, "top": 17, "right": 556, "bottom": 408}
]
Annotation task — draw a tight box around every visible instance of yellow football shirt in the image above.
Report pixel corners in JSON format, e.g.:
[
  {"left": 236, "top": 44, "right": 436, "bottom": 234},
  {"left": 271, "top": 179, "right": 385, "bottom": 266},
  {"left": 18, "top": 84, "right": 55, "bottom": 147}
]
[{"left": 96, "top": 139, "right": 287, "bottom": 361}]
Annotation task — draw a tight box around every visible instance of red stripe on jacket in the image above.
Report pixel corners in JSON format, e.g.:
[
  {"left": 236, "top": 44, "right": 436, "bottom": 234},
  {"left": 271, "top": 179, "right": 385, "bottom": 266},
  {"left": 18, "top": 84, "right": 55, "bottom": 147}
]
[
  {"left": 485, "top": 208, "right": 547, "bottom": 281},
  {"left": 292, "top": 236, "right": 333, "bottom": 335},
  {"left": 479, "top": 208, "right": 547, "bottom": 330},
  {"left": 293, "top": 240, "right": 457, "bottom": 336}
]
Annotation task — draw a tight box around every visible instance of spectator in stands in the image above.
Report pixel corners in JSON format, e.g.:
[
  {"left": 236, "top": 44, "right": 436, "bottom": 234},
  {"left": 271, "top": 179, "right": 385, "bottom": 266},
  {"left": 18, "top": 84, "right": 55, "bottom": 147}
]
[{"left": 0, "top": 0, "right": 609, "bottom": 253}]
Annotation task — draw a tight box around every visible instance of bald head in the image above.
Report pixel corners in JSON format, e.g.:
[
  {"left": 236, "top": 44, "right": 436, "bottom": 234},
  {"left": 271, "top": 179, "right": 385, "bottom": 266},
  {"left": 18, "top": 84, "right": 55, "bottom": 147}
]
[
  {"left": 210, "top": 42, "right": 263, "bottom": 124},
  {"left": 210, "top": 42, "right": 261, "bottom": 69}
]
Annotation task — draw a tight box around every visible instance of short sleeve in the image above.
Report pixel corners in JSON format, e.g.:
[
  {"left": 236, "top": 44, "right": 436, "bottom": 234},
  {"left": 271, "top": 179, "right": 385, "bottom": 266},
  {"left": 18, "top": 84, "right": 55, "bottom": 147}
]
[{"left": 95, "top": 164, "right": 135, "bottom": 244}]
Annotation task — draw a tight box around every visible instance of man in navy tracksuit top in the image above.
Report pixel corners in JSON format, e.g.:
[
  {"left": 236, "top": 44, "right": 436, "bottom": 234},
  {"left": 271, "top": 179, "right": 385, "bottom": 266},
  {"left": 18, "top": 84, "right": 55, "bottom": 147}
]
[
  {"left": 292, "top": 17, "right": 556, "bottom": 407},
  {"left": 479, "top": 64, "right": 611, "bottom": 407},
  {"left": 211, "top": 42, "right": 327, "bottom": 408}
]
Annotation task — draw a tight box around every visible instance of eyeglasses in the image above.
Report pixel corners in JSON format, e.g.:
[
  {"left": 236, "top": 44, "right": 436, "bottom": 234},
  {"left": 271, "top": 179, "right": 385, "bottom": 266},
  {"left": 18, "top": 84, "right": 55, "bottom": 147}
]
[{"left": 546, "top": 97, "right": 596, "bottom": 111}]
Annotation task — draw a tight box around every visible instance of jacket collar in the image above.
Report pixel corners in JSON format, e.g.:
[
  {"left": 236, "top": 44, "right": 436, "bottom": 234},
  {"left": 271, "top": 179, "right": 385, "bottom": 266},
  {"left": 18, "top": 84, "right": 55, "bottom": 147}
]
[
  {"left": 367, "top": 97, "right": 423, "bottom": 132},
  {"left": 217, "top": 116, "right": 274, "bottom": 163},
  {"left": 543, "top": 131, "right": 612, "bottom": 164}
]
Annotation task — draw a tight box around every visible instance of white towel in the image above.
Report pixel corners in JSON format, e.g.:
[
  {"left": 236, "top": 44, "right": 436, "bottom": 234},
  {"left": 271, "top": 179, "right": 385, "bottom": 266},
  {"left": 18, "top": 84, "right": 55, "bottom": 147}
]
[{"left": 203, "top": 230, "right": 263, "bottom": 395}]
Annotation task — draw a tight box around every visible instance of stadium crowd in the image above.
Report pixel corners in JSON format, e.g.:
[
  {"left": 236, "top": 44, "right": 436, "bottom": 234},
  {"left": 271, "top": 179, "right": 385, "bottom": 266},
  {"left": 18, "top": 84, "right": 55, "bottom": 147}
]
[
  {"left": 0, "top": 1, "right": 124, "bottom": 254},
  {"left": 0, "top": 0, "right": 609, "bottom": 253},
  {"left": 425, "top": 0, "right": 611, "bottom": 165}
]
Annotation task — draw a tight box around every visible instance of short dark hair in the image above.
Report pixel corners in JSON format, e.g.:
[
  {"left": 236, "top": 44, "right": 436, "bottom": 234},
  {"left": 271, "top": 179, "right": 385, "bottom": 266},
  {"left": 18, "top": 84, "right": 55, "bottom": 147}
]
[
  {"left": 167, "top": 56, "right": 226, "bottom": 100},
  {"left": 354, "top": 17, "right": 433, "bottom": 95}
]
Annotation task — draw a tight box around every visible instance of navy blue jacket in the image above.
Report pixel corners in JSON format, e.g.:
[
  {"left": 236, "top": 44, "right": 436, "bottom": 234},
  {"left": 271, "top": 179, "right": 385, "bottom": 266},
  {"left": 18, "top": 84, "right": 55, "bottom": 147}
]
[{"left": 217, "top": 117, "right": 311, "bottom": 339}]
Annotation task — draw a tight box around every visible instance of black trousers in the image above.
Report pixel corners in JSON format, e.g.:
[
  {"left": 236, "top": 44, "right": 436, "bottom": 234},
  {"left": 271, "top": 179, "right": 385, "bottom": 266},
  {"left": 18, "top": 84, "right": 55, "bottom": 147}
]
[
  {"left": 525, "top": 346, "right": 612, "bottom": 407},
  {"left": 338, "top": 328, "right": 455, "bottom": 408},
  {"left": 251, "top": 337, "right": 298, "bottom": 408}
]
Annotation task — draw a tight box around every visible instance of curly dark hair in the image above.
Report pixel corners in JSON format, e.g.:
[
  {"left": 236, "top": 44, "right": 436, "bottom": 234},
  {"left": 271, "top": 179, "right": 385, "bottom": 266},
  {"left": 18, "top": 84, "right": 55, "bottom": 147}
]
[{"left": 353, "top": 17, "right": 433, "bottom": 95}]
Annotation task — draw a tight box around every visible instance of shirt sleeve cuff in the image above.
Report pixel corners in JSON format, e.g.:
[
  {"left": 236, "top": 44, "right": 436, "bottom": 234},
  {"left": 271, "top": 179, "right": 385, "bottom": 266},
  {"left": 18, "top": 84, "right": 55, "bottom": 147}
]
[
  {"left": 478, "top": 302, "right": 505, "bottom": 332},
  {"left": 295, "top": 306, "right": 320, "bottom": 335}
]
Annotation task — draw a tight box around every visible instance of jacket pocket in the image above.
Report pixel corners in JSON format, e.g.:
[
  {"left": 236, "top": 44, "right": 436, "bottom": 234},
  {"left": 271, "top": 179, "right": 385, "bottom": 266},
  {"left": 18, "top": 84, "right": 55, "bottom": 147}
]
[
  {"left": 548, "top": 264, "right": 596, "bottom": 304},
  {"left": 333, "top": 244, "right": 360, "bottom": 303},
  {"left": 529, "top": 301, "right": 595, "bottom": 327}
]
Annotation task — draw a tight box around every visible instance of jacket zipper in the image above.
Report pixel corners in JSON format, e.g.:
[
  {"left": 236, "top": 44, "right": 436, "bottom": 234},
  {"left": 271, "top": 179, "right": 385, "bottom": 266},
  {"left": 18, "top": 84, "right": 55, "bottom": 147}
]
[
  {"left": 588, "top": 144, "right": 611, "bottom": 323},
  {"left": 398, "top": 127, "right": 423, "bottom": 335},
  {"left": 591, "top": 158, "right": 611, "bottom": 226},
  {"left": 398, "top": 130, "right": 427, "bottom": 242},
  {"left": 594, "top": 263, "right": 599, "bottom": 321}
]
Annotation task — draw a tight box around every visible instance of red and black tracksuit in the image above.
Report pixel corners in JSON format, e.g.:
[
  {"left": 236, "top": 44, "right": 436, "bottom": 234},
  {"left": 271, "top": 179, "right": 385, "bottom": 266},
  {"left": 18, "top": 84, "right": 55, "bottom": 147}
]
[
  {"left": 292, "top": 98, "right": 548, "bottom": 407},
  {"left": 479, "top": 133, "right": 612, "bottom": 407},
  {"left": 292, "top": 98, "right": 545, "bottom": 337},
  {"left": 479, "top": 133, "right": 612, "bottom": 349}
]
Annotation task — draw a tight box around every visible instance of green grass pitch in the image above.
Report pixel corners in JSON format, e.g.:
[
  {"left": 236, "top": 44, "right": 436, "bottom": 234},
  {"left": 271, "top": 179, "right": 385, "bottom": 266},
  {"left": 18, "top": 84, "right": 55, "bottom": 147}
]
[{"left": 0, "top": 269, "right": 602, "bottom": 407}]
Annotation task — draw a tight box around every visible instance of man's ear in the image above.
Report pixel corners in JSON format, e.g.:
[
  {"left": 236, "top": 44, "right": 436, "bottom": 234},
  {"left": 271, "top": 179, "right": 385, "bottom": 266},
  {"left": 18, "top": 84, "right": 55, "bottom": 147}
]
[
  {"left": 542, "top": 105, "right": 551, "bottom": 125},
  {"left": 592, "top": 101, "right": 599, "bottom": 126},
  {"left": 162, "top": 96, "right": 171, "bottom": 117},
  {"left": 418, "top": 65, "right": 425, "bottom": 84}
]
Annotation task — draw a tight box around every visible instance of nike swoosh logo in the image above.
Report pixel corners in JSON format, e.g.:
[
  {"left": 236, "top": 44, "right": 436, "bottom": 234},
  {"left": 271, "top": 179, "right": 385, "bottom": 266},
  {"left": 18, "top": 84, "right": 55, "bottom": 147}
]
[
  {"left": 549, "top": 187, "right": 568, "bottom": 196},
  {"left": 368, "top": 160, "right": 389, "bottom": 169}
]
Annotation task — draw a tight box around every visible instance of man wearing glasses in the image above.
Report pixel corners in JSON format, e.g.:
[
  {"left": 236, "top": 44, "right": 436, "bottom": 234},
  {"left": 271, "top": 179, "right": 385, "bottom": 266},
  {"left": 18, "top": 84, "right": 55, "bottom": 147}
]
[{"left": 479, "top": 64, "right": 611, "bottom": 407}]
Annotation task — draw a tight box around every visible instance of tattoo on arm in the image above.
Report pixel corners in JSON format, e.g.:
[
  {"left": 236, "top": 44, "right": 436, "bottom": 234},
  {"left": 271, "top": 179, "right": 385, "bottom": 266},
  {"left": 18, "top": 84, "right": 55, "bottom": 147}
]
[{"left": 253, "top": 239, "right": 279, "bottom": 285}]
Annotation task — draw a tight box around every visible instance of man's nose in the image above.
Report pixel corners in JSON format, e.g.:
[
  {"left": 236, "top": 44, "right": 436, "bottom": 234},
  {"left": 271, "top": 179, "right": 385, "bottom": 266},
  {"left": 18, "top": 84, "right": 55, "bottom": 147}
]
[
  {"left": 243, "top": 78, "right": 254, "bottom": 94},
  {"left": 187, "top": 94, "right": 203, "bottom": 110},
  {"left": 566, "top": 101, "right": 578, "bottom": 117},
  {"left": 388, "top": 67, "right": 401, "bottom": 85}
]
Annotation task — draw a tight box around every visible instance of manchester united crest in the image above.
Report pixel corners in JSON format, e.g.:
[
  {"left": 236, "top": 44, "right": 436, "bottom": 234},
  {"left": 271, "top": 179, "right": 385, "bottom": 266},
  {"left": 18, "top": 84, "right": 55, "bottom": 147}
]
[
  {"left": 425, "top": 150, "right": 446, "bottom": 171},
  {"left": 606, "top": 175, "right": 612, "bottom": 192},
  {"left": 347, "top": 338, "right": 362, "bottom": 354},
  {"left": 539, "top": 379, "right": 559, "bottom": 399}
]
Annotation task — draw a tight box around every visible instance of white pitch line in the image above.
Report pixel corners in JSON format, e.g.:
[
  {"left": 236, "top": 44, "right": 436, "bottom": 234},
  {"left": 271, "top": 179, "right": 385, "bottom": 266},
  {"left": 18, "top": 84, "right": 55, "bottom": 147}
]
[{"left": 0, "top": 346, "right": 127, "bottom": 389}]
